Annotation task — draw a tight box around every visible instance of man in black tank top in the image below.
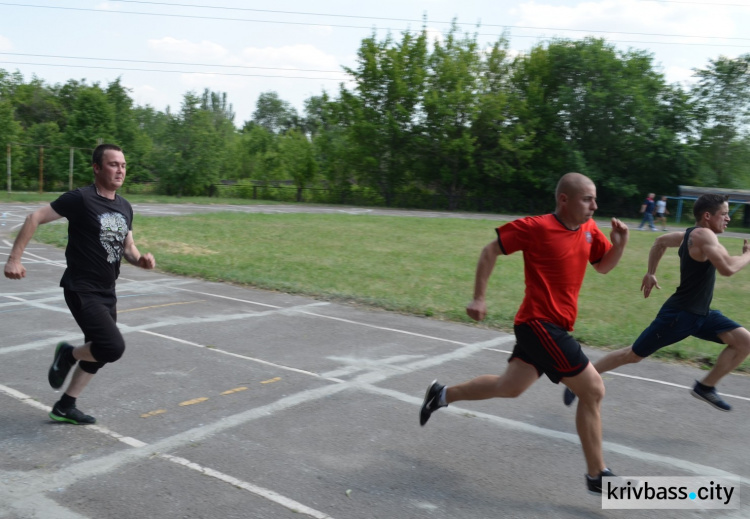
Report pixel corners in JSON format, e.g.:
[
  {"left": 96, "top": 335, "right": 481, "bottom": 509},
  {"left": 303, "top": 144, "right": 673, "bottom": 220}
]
[
  {"left": 563, "top": 194, "right": 750, "bottom": 412},
  {"left": 4, "top": 144, "right": 156, "bottom": 425}
]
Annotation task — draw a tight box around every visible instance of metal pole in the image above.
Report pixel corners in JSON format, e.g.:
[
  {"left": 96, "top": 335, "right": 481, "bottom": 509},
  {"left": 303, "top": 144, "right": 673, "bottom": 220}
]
[
  {"left": 38, "top": 146, "right": 44, "bottom": 194},
  {"left": 69, "top": 147, "right": 74, "bottom": 191},
  {"left": 6, "top": 143, "right": 10, "bottom": 193}
]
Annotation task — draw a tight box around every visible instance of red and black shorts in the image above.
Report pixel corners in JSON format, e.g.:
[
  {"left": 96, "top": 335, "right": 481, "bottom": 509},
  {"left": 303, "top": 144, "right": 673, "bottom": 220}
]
[{"left": 510, "top": 320, "right": 589, "bottom": 384}]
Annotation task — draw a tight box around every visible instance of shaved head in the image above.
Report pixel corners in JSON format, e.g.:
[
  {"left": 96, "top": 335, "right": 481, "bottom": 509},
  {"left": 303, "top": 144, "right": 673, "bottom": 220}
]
[
  {"left": 555, "top": 172, "right": 594, "bottom": 200},
  {"left": 554, "top": 172, "right": 598, "bottom": 229}
]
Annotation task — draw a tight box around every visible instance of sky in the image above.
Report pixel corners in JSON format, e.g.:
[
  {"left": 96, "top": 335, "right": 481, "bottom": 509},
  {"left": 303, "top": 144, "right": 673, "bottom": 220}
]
[{"left": 1, "top": 0, "right": 750, "bottom": 126}]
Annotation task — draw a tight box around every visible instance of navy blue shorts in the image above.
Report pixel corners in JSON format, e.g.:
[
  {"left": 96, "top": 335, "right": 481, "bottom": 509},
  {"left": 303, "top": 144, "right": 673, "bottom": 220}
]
[
  {"left": 632, "top": 306, "right": 740, "bottom": 358},
  {"left": 510, "top": 321, "right": 589, "bottom": 384}
]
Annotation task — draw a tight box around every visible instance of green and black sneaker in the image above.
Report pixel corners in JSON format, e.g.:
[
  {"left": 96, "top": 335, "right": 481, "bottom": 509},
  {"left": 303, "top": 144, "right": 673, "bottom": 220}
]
[{"left": 49, "top": 402, "right": 96, "bottom": 425}]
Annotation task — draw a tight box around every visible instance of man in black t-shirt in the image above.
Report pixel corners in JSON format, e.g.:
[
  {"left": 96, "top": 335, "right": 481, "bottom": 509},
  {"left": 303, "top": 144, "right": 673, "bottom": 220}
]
[{"left": 4, "top": 144, "right": 156, "bottom": 425}]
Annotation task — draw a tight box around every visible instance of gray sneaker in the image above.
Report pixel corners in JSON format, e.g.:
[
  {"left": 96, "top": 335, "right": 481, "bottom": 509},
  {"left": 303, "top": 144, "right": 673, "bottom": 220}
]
[{"left": 691, "top": 381, "right": 731, "bottom": 411}]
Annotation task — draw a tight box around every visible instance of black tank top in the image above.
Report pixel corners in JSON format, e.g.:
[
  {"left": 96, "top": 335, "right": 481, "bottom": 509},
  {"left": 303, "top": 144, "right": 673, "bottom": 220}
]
[{"left": 664, "top": 227, "right": 715, "bottom": 315}]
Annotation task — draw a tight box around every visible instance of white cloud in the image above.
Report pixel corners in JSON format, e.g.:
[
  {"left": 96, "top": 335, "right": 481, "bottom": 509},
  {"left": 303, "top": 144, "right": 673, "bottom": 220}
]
[
  {"left": 514, "top": 0, "right": 737, "bottom": 43},
  {"left": 148, "top": 37, "right": 229, "bottom": 61},
  {"left": 126, "top": 83, "right": 173, "bottom": 110},
  {"left": 239, "top": 44, "right": 341, "bottom": 72}
]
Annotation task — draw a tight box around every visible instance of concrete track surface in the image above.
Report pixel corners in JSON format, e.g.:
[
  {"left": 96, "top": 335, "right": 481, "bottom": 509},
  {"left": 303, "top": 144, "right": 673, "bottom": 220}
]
[{"left": 0, "top": 202, "right": 747, "bottom": 519}]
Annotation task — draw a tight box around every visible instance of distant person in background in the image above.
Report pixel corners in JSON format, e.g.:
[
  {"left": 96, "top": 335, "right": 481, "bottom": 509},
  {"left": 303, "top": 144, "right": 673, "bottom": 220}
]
[
  {"left": 655, "top": 196, "right": 669, "bottom": 231},
  {"left": 637, "top": 193, "right": 657, "bottom": 231},
  {"left": 4, "top": 144, "right": 156, "bottom": 425}
]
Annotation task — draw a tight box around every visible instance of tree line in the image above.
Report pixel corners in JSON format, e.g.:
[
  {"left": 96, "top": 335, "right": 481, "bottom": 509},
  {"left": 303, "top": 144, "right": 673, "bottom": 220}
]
[{"left": 1, "top": 26, "right": 749, "bottom": 215}]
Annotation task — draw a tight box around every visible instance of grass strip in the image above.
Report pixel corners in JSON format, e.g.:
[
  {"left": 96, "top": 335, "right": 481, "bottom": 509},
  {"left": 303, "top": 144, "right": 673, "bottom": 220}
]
[{"left": 32, "top": 211, "right": 750, "bottom": 373}]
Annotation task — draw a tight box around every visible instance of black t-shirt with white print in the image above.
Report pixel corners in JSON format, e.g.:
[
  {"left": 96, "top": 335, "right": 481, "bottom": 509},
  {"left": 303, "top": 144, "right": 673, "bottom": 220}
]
[{"left": 50, "top": 184, "right": 133, "bottom": 292}]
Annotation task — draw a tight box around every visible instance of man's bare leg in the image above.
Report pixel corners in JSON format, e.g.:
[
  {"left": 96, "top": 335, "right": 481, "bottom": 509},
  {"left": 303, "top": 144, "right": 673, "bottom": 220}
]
[{"left": 563, "top": 363, "right": 607, "bottom": 477}]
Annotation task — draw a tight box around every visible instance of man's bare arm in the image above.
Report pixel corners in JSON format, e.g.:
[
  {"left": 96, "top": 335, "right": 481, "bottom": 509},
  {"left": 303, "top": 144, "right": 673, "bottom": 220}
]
[
  {"left": 693, "top": 229, "right": 750, "bottom": 276},
  {"left": 466, "top": 240, "right": 502, "bottom": 322},
  {"left": 641, "top": 231, "right": 683, "bottom": 298},
  {"left": 122, "top": 231, "right": 156, "bottom": 269},
  {"left": 4, "top": 205, "right": 63, "bottom": 280}
]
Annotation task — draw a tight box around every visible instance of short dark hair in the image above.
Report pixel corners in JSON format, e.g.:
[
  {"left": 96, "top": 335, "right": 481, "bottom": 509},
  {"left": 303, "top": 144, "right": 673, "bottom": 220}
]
[
  {"left": 92, "top": 144, "right": 123, "bottom": 167},
  {"left": 693, "top": 194, "right": 728, "bottom": 221}
]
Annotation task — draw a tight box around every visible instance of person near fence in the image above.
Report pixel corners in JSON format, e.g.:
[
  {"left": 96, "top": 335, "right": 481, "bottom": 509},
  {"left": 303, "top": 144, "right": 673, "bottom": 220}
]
[
  {"left": 563, "top": 194, "right": 750, "bottom": 412},
  {"left": 4, "top": 143, "right": 156, "bottom": 425},
  {"left": 419, "top": 172, "right": 629, "bottom": 494},
  {"left": 655, "top": 195, "right": 669, "bottom": 231},
  {"left": 637, "top": 192, "right": 657, "bottom": 231}
]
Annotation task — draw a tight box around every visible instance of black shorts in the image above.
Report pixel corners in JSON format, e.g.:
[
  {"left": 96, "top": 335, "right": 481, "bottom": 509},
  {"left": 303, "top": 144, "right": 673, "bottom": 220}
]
[
  {"left": 510, "top": 321, "right": 589, "bottom": 383},
  {"left": 64, "top": 289, "right": 125, "bottom": 374}
]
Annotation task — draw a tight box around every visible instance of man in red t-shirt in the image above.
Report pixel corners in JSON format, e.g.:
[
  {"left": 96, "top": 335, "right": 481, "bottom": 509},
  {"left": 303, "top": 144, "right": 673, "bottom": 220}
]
[{"left": 419, "top": 172, "right": 629, "bottom": 494}]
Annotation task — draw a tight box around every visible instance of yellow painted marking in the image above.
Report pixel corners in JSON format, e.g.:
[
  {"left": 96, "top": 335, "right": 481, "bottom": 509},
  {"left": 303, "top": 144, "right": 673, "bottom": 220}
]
[
  {"left": 141, "top": 409, "right": 167, "bottom": 418},
  {"left": 119, "top": 300, "right": 203, "bottom": 314},
  {"left": 221, "top": 387, "right": 248, "bottom": 395},
  {"left": 260, "top": 377, "right": 281, "bottom": 384},
  {"left": 178, "top": 397, "right": 209, "bottom": 406}
]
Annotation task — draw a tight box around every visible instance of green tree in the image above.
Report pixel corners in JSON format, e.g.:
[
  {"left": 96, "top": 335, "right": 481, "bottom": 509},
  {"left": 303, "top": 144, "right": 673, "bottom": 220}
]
[
  {"left": 511, "top": 38, "right": 694, "bottom": 213},
  {"left": 236, "top": 124, "right": 279, "bottom": 181},
  {"left": 106, "top": 78, "right": 155, "bottom": 183},
  {"left": 278, "top": 129, "right": 317, "bottom": 201},
  {"left": 200, "top": 88, "right": 238, "bottom": 182},
  {"left": 63, "top": 85, "right": 116, "bottom": 186},
  {"left": 159, "top": 92, "right": 225, "bottom": 196},
  {"left": 247, "top": 91, "right": 299, "bottom": 134},
  {"left": 12, "top": 77, "right": 64, "bottom": 131},
  {"left": 340, "top": 29, "right": 428, "bottom": 206},
  {"left": 472, "top": 41, "right": 538, "bottom": 210},
  {"left": 417, "top": 25, "right": 483, "bottom": 209},
  {"left": 20, "top": 122, "right": 67, "bottom": 190},
  {"left": 304, "top": 93, "right": 351, "bottom": 191},
  {"left": 691, "top": 55, "right": 750, "bottom": 187},
  {"left": 0, "top": 99, "right": 25, "bottom": 190}
]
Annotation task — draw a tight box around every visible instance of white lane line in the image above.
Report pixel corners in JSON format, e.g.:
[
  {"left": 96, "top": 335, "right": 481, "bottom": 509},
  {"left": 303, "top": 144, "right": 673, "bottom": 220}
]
[
  {"left": 605, "top": 370, "right": 750, "bottom": 403},
  {"left": 366, "top": 384, "right": 749, "bottom": 483},
  {"left": 117, "top": 278, "right": 481, "bottom": 348},
  {"left": 2, "top": 327, "right": 748, "bottom": 514},
  {"left": 0, "top": 301, "right": 328, "bottom": 356},
  {"left": 299, "top": 310, "right": 471, "bottom": 346},
  {"left": 160, "top": 454, "right": 335, "bottom": 519},
  {"left": 138, "top": 329, "right": 344, "bottom": 382},
  {"left": 128, "top": 281, "right": 285, "bottom": 309},
  {"left": 0, "top": 384, "right": 336, "bottom": 519},
  {"left": 487, "top": 348, "right": 750, "bottom": 403}
]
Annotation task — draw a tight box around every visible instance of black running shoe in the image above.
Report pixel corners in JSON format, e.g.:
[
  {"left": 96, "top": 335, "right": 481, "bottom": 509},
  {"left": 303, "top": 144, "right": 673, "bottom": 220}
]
[
  {"left": 691, "top": 381, "right": 731, "bottom": 411},
  {"left": 420, "top": 380, "right": 445, "bottom": 426},
  {"left": 49, "top": 402, "right": 96, "bottom": 425},
  {"left": 48, "top": 342, "right": 75, "bottom": 389},
  {"left": 563, "top": 387, "right": 577, "bottom": 406},
  {"left": 586, "top": 468, "right": 616, "bottom": 494}
]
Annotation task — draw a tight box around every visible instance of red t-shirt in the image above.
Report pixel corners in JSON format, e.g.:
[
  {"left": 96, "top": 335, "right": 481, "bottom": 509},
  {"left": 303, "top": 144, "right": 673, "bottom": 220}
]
[{"left": 497, "top": 214, "right": 612, "bottom": 331}]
